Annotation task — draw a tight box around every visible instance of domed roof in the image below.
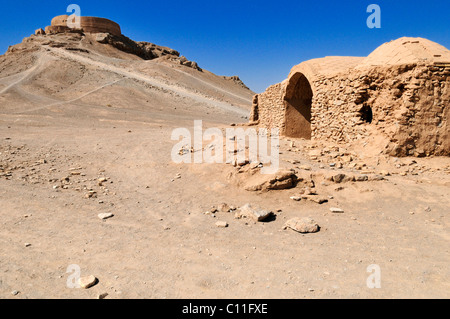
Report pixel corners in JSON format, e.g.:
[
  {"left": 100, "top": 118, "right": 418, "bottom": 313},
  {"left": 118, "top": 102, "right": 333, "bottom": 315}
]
[
  {"left": 357, "top": 37, "right": 450, "bottom": 68},
  {"left": 288, "top": 56, "right": 364, "bottom": 81}
]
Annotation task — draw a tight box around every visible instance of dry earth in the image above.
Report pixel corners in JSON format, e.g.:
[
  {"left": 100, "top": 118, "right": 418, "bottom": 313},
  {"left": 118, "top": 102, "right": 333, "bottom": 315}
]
[{"left": 0, "top": 32, "right": 449, "bottom": 299}]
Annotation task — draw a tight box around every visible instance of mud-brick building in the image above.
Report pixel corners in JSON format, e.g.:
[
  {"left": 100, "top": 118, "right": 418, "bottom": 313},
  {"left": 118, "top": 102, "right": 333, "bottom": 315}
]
[
  {"left": 43, "top": 15, "right": 122, "bottom": 36},
  {"left": 250, "top": 37, "right": 450, "bottom": 156}
]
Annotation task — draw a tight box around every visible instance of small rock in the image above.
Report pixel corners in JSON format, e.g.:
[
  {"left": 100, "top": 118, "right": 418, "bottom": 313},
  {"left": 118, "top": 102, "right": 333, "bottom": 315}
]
[
  {"left": 78, "top": 275, "right": 98, "bottom": 289},
  {"left": 217, "top": 203, "right": 231, "bottom": 213},
  {"left": 11, "top": 290, "right": 20, "bottom": 296},
  {"left": 290, "top": 196, "right": 301, "bottom": 201},
  {"left": 302, "top": 195, "right": 328, "bottom": 204},
  {"left": 98, "top": 213, "right": 114, "bottom": 220},
  {"left": 283, "top": 217, "right": 320, "bottom": 233},
  {"left": 215, "top": 221, "right": 228, "bottom": 228},
  {"left": 379, "top": 170, "right": 391, "bottom": 176},
  {"left": 235, "top": 203, "right": 274, "bottom": 222},
  {"left": 330, "top": 207, "right": 344, "bottom": 214},
  {"left": 97, "top": 293, "right": 108, "bottom": 299},
  {"left": 24, "top": 243, "right": 32, "bottom": 247},
  {"left": 332, "top": 173, "right": 347, "bottom": 183}
]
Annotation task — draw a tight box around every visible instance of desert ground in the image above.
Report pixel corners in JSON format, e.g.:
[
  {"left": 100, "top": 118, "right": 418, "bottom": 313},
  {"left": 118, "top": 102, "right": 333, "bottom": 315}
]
[{"left": 0, "top": 32, "right": 449, "bottom": 299}]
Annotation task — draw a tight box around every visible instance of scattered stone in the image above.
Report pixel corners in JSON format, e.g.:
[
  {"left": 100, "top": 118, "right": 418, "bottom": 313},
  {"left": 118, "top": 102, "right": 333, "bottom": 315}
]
[
  {"left": 85, "top": 191, "right": 97, "bottom": 199},
  {"left": 215, "top": 221, "right": 228, "bottom": 228},
  {"left": 11, "top": 290, "right": 20, "bottom": 296},
  {"left": 97, "top": 293, "right": 109, "bottom": 299},
  {"left": 308, "top": 150, "right": 322, "bottom": 157},
  {"left": 302, "top": 195, "right": 328, "bottom": 204},
  {"left": 98, "top": 213, "right": 114, "bottom": 220},
  {"left": 368, "top": 174, "right": 385, "bottom": 181},
  {"left": 235, "top": 203, "right": 274, "bottom": 222},
  {"left": 283, "top": 217, "right": 320, "bottom": 233},
  {"left": 78, "top": 275, "right": 98, "bottom": 289},
  {"left": 244, "top": 169, "right": 297, "bottom": 191},
  {"left": 355, "top": 175, "right": 368, "bottom": 182},
  {"left": 98, "top": 177, "right": 108, "bottom": 185},
  {"left": 217, "top": 203, "right": 231, "bottom": 213},
  {"left": 331, "top": 173, "right": 354, "bottom": 183},
  {"left": 24, "top": 243, "right": 32, "bottom": 247},
  {"left": 379, "top": 170, "right": 391, "bottom": 176},
  {"left": 330, "top": 207, "right": 344, "bottom": 213},
  {"left": 290, "top": 196, "right": 301, "bottom": 201}
]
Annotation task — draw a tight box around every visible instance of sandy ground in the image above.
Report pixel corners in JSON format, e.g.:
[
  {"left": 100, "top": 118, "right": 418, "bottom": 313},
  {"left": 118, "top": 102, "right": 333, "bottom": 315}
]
[{"left": 0, "top": 33, "right": 449, "bottom": 299}]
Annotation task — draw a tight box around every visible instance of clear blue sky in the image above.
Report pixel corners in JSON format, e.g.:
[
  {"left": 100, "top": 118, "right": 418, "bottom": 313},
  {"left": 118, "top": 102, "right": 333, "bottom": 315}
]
[{"left": 0, "top": 0, "right": 448, "bottom": 93}]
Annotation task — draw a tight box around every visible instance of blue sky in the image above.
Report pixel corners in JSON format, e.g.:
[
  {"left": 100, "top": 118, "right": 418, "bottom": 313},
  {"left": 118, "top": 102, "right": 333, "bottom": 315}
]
[{"left": 0, "top": 0, "right": 448, "bottom": 92}]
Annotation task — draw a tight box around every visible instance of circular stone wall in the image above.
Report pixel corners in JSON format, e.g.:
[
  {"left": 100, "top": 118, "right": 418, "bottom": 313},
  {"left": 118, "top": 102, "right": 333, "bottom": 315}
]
[{"left": 49, "top": 15, "right": 121, "bottom": 36}]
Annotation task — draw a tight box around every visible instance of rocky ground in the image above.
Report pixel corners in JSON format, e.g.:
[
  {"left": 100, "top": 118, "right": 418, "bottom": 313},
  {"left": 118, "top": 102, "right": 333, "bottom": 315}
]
[{"left": 0, "top": 31, "right": 449, "bottom": 299}]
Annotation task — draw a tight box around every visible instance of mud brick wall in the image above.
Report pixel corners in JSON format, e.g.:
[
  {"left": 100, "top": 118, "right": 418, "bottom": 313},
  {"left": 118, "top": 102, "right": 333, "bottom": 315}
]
[
  {"left": 252, "top": 82, "right": 286, "bottom": 133},
  {"left": 46, "top": 15, "right": 122, "bottom": 37},
  {"left": 310, "top": 63, "right": 449, "bottom": 156},
  {"left": 253, "top": 62, "right": 449, "bottom": 156}
]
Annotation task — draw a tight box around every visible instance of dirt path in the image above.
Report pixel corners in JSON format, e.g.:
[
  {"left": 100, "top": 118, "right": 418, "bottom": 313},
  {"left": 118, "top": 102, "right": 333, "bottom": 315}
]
[{"left": 48, "top": 48, "right": 249, "bottom": 117}]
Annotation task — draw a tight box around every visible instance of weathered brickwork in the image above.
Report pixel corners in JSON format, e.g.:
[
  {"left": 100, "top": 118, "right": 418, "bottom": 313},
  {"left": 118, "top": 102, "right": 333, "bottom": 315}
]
[{"left": 251, "top": 37, "right": 450, "bottom": 157}]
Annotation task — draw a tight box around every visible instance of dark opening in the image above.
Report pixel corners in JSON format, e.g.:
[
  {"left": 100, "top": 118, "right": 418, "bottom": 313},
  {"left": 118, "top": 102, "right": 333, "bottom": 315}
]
[
  {"left": 284, "top": 72, "right": 313, "bottom": 138},
  {"left": 359, "top": 104, "right": 373, "bottom": 123}
]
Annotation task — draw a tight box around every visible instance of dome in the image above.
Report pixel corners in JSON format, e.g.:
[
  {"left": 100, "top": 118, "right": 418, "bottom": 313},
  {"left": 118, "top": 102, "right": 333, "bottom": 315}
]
[{"left": 357, "top": 37, "right": 450, "bottom": 68}]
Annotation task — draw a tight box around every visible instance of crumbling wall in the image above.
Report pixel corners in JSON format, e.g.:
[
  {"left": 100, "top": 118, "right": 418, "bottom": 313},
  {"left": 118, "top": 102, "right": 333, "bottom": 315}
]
[
  {"left": 45, "top": 15, "right": 122, "bottom": 36},
  {"left": 253, "top": 82, "right": 286, "bottom": 133},
  {"left": 310, "top": 63, "right": 449, "bottom": 156}
]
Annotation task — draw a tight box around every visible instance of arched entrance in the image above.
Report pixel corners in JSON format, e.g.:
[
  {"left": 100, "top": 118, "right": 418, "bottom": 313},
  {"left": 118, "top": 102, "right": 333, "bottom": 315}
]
[{"left": 284, "top": 72, "right": 313, "bottom": 139}]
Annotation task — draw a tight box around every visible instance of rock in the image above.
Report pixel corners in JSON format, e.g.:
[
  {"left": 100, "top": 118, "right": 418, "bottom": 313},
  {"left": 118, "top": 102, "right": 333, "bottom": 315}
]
[
  {"left": 302, "top": 196, "right": 328, "bottom": 204},
  {"left": 330, "top": 207, "right": 344, "bottom": 213},
  {"left": 95, "top": 33, "right": 110, "bottom": 44},
  {"left": 290, "top": 196, "right": 301, "bottom": 201},
  {"left": 331, "top": 173, "right": 354, "bottom": 183},
  {"left": 235, "top": 203, "right": 273, "bottom": 222},
  {"left": 244, "top": 169, "right": 297, "bottom": 191},
  {"left": 283, "top": 217, "right": 320, "bottom": 233},
  {"left": 308, "top": 150, "right": 322, "bottom": 157},
  {"left": 355, "top": 174, "right": 368, "bottom": 181},
  {"left": 97, "top": 293, "right": 108, "bottom": 299},
  {"left": 11, "top": 290, "right": 20, "bottom": 296},
  {"left": 98, "top": 213, "right": 114, "bottom": 220},
  {"left": 35, "top": 28, "right": 45, "bottom": 35},
  {"left": 79, "top": 275, "right": 98, "bottom": 289},
  {"left": 215, "top": 221, "right": 228, "bottom": 228},
  {"left": 368, "top": 174, "right": 385, "bottom": 181},
  {"left": 252, "top": 210, "right": 273, "bottom": 222},
  {"left": 24, "top": 243, "right": 32, "bottom": 247},
  {"left": 217, "top": 203, "right": 231, "bottom": 213}
]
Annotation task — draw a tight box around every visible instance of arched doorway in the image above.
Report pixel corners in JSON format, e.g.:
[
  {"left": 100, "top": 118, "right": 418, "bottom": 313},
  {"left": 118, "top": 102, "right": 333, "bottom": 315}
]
[{"left": 284, "top": 72, "right": 313, "bottom": 139}]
